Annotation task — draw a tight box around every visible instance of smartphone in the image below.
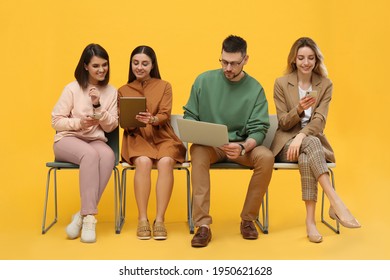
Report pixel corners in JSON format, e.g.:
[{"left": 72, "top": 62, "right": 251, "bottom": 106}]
[
  {"left": 88, "top": 113, "right": 103, "bottom": 120},
  {"left": 306, "top": 91, "right": 318, "bottom": 98}
]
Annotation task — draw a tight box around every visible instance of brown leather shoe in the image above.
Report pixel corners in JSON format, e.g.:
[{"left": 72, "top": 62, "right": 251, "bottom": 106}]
[
  {"left": 240, "top": 220, "right": 258, "bottom": 239},
  {"left": 191, "top": 226, "right": 212, "bottom": 247}
]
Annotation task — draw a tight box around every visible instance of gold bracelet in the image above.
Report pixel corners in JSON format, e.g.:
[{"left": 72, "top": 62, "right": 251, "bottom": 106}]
[{"left": 149, "top": 116, "right": 155, "bottom": 124}]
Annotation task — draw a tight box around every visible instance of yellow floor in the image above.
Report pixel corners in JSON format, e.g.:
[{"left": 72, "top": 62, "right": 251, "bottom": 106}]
[
  {"left": 1, "top": 169, "right": 388, "bottom": 261},
  {"left": 1, "top": 155, "right": 389, "bottom": 262},
  {"left": 0, "top": 214, "right": 377, "bottom": 260}
]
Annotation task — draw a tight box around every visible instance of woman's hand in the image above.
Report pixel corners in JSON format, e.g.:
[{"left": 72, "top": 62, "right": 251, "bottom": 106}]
[
  {"left": 136, "top": 110, "right": 155, "bottom": 124},
  {"left": 88, "top": 87, "right": 101, "bottom": 106},
  {"left": 80, "top": 116, "right": 99, "bottom": 130},
  {"left": 297, "top": 96, "right": 316, "bottom": 114},
  {"left": 287, "top": 133, "right": 306, "bottom": 161}
]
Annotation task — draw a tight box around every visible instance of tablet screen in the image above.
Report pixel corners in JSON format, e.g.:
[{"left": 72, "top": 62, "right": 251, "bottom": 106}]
[{"left": 119, "top": 97, "right": 146, "bottom": 128}]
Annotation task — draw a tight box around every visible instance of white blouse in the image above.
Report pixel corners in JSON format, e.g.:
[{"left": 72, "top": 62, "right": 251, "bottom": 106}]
[{"left": 298, "top": 86, "right": 312, "bottom": 128}]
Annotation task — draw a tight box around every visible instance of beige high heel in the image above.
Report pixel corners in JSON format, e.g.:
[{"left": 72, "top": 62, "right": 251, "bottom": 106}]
[
  {"left": 307, "top": 234, "right": 323, "bottom": 243},
  {"left": 329, "top": 207, "right": 361, "bottom": 228}
]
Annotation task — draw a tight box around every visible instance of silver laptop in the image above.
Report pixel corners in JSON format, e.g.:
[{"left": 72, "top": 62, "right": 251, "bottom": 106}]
[
  {"left": 176, "top": 118, "right": 229, "bottom": 147},
  {"left": 119, "top": 97, "right": 146, "bottom": 128}
]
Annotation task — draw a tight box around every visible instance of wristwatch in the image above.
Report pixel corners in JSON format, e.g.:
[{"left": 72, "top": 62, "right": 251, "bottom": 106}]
[{"left": 239, "top": 144, "right": 246, "bottom": 156}]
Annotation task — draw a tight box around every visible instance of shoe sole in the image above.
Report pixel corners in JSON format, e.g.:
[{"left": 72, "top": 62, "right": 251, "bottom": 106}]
[
  {"left": 307, "top": 236, "right": 323, "bottom": 243},
  {"left": 153, "top": 236, "right": 167, "bottom": 240},
  {"left": 242, "top": 236, "right": 258, "bottom": 240},
  {"left": 191, "top": 242, "right": 209, "bottom": 247},
  {"left": 80, "top": 238, "right": 96, "bottom": 243},
  {"left": 240, "top": 230, "right": 258, "bottom": 240},
  {"left": 137, "top": 236, "right": 151, "bottom": 240},
  {"left": 191, "top": 238, "right": 211, "bottom": 247}
]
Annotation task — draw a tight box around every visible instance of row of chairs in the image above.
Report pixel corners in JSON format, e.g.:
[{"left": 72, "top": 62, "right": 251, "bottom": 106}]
[{"left": 42, "top": 115, "right": 339, "bottom": 235}]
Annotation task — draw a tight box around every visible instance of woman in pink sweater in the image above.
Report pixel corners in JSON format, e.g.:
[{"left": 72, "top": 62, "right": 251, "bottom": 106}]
[{"left": 51, "top": 44, "right": 118, "bottom": 243}]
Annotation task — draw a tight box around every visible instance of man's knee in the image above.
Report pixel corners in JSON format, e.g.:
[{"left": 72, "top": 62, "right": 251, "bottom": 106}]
[
  {"left": 252, "top": 146, "right": 274, "bottom": 167},
  {"left": 190, "top": 144, "right": 210, "bottom": 161},
  {"left": 190, "top": 144, "right": 204, "bottom": 155}
]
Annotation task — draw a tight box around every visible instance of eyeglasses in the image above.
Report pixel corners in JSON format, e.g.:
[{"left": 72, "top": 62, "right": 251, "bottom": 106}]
[{"left": 219, "top": 56, "right": 246, "bottom": 68}]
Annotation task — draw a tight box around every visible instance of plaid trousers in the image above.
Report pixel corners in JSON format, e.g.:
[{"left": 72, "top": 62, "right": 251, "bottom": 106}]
[{"left": 276, "top": 135, "right": 328, "bottom": 201}]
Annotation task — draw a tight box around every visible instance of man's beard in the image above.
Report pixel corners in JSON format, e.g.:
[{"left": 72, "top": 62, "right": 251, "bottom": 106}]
[{"left": 225, "top": 69, "right": 242, "bottom": 80}]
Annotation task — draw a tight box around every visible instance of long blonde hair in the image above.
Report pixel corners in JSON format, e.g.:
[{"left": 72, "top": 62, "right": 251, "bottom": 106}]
[{"left": 285, "top": 37, "right": 328, "bottom": 77}]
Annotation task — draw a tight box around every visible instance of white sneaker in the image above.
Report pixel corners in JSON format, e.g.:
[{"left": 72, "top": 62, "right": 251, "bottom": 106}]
[
  {"left": 80, "top": 215, "right": 97, "bottom": 243},
  {"left": 65, "top": 211, "right": 82, "bottom": 239}
]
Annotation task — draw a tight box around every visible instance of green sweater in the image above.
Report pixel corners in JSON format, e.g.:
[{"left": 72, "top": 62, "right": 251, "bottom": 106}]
[{"left": 183, "top": 69, "right": 270, "bottom": 145}]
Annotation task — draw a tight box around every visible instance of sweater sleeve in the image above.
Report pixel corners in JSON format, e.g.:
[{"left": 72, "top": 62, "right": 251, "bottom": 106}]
[
  {"left": 246, "top": 87, "right": 270, "bottom": 145},
  {"left": 51, "top": 85, "right": 82, "bottom": 132},
  {"left": 274, "top": 77, "right": 302, "bottom": 131},
  {"left": 97, "top": 88, "right": 118, "bottom": 133},
  {"left": 183, "top": 78, "right": 201, "bottom": 121}
]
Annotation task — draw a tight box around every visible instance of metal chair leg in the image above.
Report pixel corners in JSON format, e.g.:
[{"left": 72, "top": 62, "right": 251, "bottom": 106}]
[
  {"left": 42, "top": 167, "right": 58, "bottom": 234},
  {"left": 184, "top": 168, "right": 194, "bottom": 234},
  {"left": 321, "top": 168, "right": 340, "bottom": 234},
  {"left": 116, "top": 167, "right": 128, "bottom": 234},
  {"left": 255, "top": 191, "right": 269, "bottom": 234},
  {"left": 113, "top": 167, "right": 122, "bottom": 234}
]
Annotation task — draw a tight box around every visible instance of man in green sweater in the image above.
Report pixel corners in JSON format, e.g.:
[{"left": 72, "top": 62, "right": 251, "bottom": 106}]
[{"left": 183, "top": 35, "right": 274, "bottom": 248}]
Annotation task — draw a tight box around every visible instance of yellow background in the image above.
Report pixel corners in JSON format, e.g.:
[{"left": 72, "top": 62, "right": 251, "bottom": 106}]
[{"left": 1, "top": 0, "right": 389, "bottom": 259}]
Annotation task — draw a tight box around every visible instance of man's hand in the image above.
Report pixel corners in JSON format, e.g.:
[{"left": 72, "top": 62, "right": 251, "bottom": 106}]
[{"left": 222, "top": 143, "right": 242, "bottom": 159}]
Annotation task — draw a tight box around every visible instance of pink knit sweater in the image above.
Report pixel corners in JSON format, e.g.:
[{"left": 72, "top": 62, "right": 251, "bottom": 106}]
[{"left": 51, "top": 81, "right": 118, "bottom": 142}]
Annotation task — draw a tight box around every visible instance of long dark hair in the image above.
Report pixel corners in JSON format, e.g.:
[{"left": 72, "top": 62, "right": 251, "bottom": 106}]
[
  {"left": 127, "top": 45, "right": 161, "bottom": 83},
  {"left": 74, "top": 43, "right": 110, "bottom": 89}
]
